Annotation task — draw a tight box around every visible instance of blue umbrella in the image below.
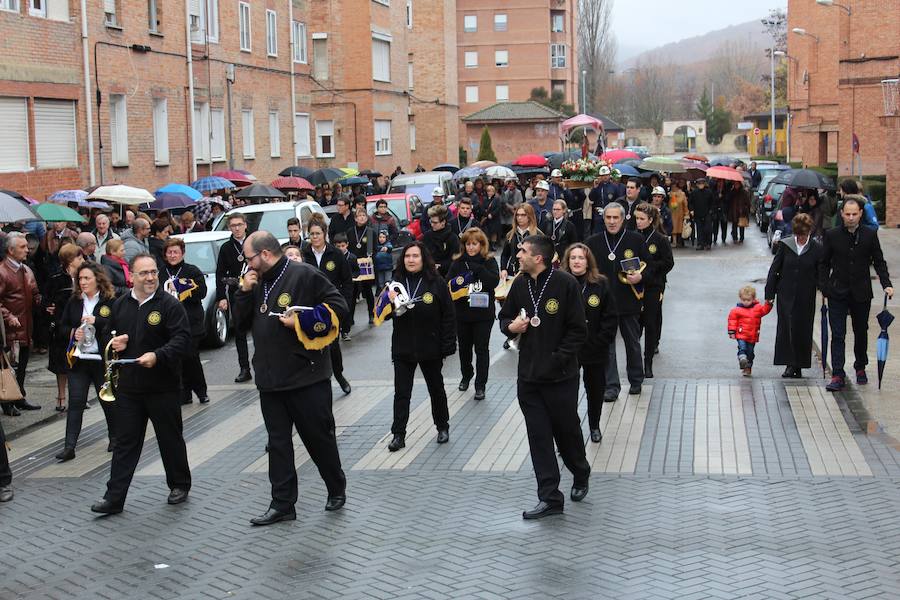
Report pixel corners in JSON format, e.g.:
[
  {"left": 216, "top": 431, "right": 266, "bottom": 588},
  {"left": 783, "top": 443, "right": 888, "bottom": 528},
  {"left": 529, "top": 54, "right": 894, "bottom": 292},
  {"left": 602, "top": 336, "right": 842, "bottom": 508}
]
[
  {"left": 452, "top": 165, "right": 486, "bottom": 181},
  {"left": 48, "top": 189, "right": 89, "bottom": 204},
  {"left": 615, "top": 164, "right": 640, "bottom": 177},
  {"left": 191, "top": 176, "right": 236, "bottom": 193},
  {"left": 341, "top": 176, "right": 369, "bottom": 186},
  {"left": 156, "top": 183, "right": 203, "bottom": 201},
  {"left": 877, "top": 294, "right": 894, "bottom": 390}
]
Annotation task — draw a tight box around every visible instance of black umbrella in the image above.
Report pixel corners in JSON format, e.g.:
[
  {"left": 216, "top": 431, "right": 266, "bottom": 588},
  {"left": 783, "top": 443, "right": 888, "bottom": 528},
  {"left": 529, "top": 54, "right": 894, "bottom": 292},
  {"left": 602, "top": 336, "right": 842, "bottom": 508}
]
[
  {"left": 234, "top": 183, "right": 286, "bottom": 200},
  {"left": 770, "top": 169, "right": 836, "bottom": 191},
  {"left": 614, "top": 158, "right": 643, "bottom": 168},
  {"left": 708, "top": 156, "right": 742, "bottom": 167},
  {"left": 510, "top": 165, "right": 550, "bottom": 177},
  {"left": 821, "top": 301, "right": 829, "bottom": 378},
  {"left": 876, "top": 294, "right": 894, "bottom": 390},
  {"left": 279, "top": 166, "right": 315, "bottom": 178},
  {"left": 359, "top": 169, "right": 383, "bottom": 177},
  {"left": 308, "top": 168, "right": 346, "bottom": 186},
  {"left": 432, "top": 164, "right": 460, "bottom": 174},
  {"left": 546, "top": 150, "right": 599, "bottom": 169}
]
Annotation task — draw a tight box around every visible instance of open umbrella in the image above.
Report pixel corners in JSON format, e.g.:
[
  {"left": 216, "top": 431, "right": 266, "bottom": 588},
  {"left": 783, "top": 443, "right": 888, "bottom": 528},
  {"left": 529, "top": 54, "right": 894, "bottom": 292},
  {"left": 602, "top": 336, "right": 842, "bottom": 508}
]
[
  {"left": 213, "top": 169, "right": 256, "bottom": 185},
  {"left": 0, "top": 192, "right": 39, "bottom": 222},
  {"left": 615, "top": 158, "right": 643, "bottom": 168},
  {"left": 340, "top": 167, "right": 359, "bottom": 177},
  {"left": 639, "top": 157, "right": 686, "bottom": 173},
  {"left": 877, "top": 295, "right": 894, "bottom": 390},
  {"left": 452, "top": 165, "right": 486, "bottom": 181},
  {"left": 471, "top": 160, "right": 498, "bottom": 169},
  {"left": 234, "top": 183, "right": 286, "bottom": 200},
  {"left": 770, "top": 169, "right": 836, "bottom": 191},
  {"left": 279, "top": 166, "right": 315, "bottom": 178},
  {"left": 614, "top": 164, "right": 641, "bottom": 177},
  {"left": 682, "top": 160, "right": 709, "bottom": 180},
  {"left": 48, "top": 189, "right": 89, "bottom": 205},
  {"left": 88, "top": 184, "right": 155, "bottom": 205},
  {"left": 546, "top": 150, "right": 599, "bottom": 169},
  {"left": 485, "top": 165, "right": 517, "bottom": 180},
  {"left": 821, "top": 301, "right": 829, "bottom": 379},
  {"left": 709, "top": 156, "right": 743, "bottom": 167},
  {"left": 359, "top": 169, "right": 383, "bottom": 177},
  {"left": 271, "top": 176, "right": 314, "bottom": 191},
  {"left": 601, "top": 149, "right": 640, "bottom": 163},
  {"left": 194, "top": 196, "right": 232, "bottom": 225},
  {"left": 341, "top": 176, "right": 370, "bottom": 186},
  {"left": 308, "top": 168, "right": 346, "bottom": 186},
  {"left": 156, "top": 183, "right": 202, "bottom": 201},
  {"left": 510, "top": 165, "right": 550, "bottom": 177},
  {"left": 706, "top": 166, "right": 745, "bottom": 183},
  {"left": 512, "top": 153, "right": 548, "bottom": 168},
  {"left": 191, "top": 176, "right": 236, "bottom": 193},
  {"left": 33, "top": 202, "right": 86, "bottom": 223},
  {"left": 683, "top": 153, "right": 709, "bottom": 163},
  {"left": 150, "top": 194, "right": 196, "bottom": 211},
  {"left": 0, "top": 189, "right": 38, "bottom": 207},
  {"left": 432, "top": 164, "right": 459, "bottom": 173}
]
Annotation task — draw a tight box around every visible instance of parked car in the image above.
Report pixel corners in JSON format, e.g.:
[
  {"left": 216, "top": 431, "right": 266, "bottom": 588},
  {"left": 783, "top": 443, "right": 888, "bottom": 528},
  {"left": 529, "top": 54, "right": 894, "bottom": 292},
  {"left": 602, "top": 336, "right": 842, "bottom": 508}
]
[
  {"left": 766, "top": 194, "right": 796, "bottom": 254},
  {"left": 172, "top": 230, "right": 232, "bottom": 348},
  {"left": 624, "top": 146, "right": 650, "bottom": 158},
  {"left": 386, "top": 172, "right": 456, "bottom": 206},
  {"left": 755, "top": 181, "right": 789, "bottom": 232},
  {"left": 211, "top": 199, "right": 327, "bottom": 243},
  {"left": 366, "top": 193, "right": 424, "bottom": 241},
  {"left": 753, "top": 163, "right": 791, "bottom": 209}
]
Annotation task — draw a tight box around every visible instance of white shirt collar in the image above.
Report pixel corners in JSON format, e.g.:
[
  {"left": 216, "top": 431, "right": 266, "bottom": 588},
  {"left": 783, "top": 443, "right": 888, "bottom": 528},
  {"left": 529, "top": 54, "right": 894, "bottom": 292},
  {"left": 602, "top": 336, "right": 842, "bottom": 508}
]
[{"left": 130, "top": 288, "right": 155, "bottom": 307}]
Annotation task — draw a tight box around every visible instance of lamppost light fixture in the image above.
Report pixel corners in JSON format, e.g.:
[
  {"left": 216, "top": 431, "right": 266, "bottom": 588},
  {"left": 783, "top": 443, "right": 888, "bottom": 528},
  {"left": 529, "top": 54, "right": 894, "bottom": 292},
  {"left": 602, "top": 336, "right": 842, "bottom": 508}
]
[
  {"left": 816, "top": 0, "right": 851, "bottom": 14},
  {"left": 773, "top": 50, "right": 786, "bottom": 57},
  {"left": 792, "top": 28, "right": 820, "bottom": 42}
]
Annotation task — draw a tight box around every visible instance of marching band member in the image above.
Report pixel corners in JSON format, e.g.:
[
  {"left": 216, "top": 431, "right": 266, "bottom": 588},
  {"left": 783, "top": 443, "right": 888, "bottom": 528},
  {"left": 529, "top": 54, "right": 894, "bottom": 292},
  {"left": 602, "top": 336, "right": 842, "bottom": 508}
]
[
  {"left": 541, "top": 199, "right": 578, "bottom": 259},
  {"left": 634, "top": 202, "right": 674, "bottom": 378},
  {"left": 215, "top": 213, "right": 252, "bottom": 383}
]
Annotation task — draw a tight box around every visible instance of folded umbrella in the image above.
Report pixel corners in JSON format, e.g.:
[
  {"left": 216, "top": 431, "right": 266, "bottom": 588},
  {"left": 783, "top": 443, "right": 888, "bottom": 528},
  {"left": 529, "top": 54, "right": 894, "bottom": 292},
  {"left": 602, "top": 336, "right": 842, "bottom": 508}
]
[
  {"left": 876, "top": 294, "right": 894, "bottom": 390},
  {"left": 0, "top": 192, "right": 39, "bottom": 223},
  {"left": 821, "top": 301, "right": 829, "bottom": 379}
]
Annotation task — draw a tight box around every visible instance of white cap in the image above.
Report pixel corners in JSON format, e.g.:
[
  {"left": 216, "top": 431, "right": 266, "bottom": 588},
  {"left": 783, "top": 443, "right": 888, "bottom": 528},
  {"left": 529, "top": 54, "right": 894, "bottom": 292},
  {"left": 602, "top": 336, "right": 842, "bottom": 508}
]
[
  {"left": 432, "top": 187, "right": 445, "bottom": 197},
  {"left": 536, "top": 180, "right": 550, "bottom": 191},
  {"left": 598, "top": 166, "right": 611, "bottom": 176},
  {"left": 652, "top": 186, "right": 667, "bottom": 196},
  {"left": 550, "top": 169, "right": 563, "bottom": 178}
]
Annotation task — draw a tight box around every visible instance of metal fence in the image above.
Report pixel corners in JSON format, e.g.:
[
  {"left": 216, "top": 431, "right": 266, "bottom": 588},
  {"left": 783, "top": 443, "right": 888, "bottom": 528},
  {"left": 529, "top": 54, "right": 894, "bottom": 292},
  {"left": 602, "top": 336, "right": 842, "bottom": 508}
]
[{"left": 883, "top": 79, "right": 899, "bottom": 116}]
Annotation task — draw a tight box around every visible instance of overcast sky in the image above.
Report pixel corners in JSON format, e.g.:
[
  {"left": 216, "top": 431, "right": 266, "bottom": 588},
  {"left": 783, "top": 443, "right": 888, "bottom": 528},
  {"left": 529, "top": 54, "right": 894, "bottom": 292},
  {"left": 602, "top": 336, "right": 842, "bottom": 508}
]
[{"left": 612, "top": 0, "right": 788, "bottom": 61}]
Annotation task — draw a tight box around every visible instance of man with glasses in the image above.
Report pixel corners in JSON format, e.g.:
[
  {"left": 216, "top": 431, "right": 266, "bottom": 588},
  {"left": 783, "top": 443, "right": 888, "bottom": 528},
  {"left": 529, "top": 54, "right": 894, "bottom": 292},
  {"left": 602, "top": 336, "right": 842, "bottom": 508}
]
[
  {"left": 328, "top": 197, "right": 354, "bottom": 240},
  {"left": 91, "top": 254, "right": 192, "bottom": 515},
  {"left": 216, "top": 213, "right": 252, "bottom": 383}
]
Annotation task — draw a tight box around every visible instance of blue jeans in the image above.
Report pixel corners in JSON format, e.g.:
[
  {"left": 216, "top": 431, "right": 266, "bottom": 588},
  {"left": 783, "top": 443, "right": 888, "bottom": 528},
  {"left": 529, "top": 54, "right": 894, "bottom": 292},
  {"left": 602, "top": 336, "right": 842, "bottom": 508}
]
[{"left": 737, "top": 340, "right": 755, "bottom": 365}]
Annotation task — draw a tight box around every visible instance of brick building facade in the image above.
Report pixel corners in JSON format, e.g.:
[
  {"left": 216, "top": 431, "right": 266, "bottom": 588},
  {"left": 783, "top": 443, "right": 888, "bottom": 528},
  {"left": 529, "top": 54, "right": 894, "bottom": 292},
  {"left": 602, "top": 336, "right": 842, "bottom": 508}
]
[
  {"left": 0, "top": 0, "right": 458, "bottom": 201},
  {"left": 786, "top": 0, "right": 900, "bottom": 224}
]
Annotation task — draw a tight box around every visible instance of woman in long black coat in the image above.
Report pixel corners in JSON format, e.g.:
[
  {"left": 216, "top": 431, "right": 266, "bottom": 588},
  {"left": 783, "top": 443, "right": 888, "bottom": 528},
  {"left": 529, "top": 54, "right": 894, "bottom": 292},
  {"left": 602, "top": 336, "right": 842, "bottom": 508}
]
[{"left": 764, "top": 213, "right": 822, "bottom": 378}]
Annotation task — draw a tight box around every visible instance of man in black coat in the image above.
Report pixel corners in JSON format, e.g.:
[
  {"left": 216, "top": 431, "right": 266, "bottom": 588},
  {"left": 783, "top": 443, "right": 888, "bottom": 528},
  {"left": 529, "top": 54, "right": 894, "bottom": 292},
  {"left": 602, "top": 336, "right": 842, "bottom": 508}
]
[
  {"left": 616, "top": 179, "right": 642, "bottom": 231},
  {"left": 541, "top": 199, "right": 578, "bottom": 259},
  {"left": 589, "top": 167, "right": 625, "bottom": 235},
  {"left": 234, "top": 231, "right": 349, "bottom": 526},
  {"left": 499, "top": 235, "right": 590, "bottom": 520},
  {"left": 327, "top": 197, "right": 354, "bottom": 241},
  {"left": 215, "top": 213, "right": 252, "bottom": 382},
  {"left": 689, "top": 178, "right": 714, "bottom": 250},
  {"left": 818, "top": 198, "right": 893, "bottom": 391},
  {"left": 586, "top": 202, "right": 653, "bottom": 397}
]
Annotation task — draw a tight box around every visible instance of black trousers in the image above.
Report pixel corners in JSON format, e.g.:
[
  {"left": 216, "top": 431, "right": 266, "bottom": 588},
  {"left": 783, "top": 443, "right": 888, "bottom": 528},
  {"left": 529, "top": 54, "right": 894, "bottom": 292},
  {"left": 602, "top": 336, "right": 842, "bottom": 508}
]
[
  {"left": 581, "top": 363, "right": 607, "bottom": 430},
  {"left": 259, "top": 379, "right": 346, "bottom": 512},
  {"left": 0, "top": 418, "right": 10, "bottom": 487},
  {"left": 730, "top": 222, "right": 745, "bottom": 242},
  {"left": 182, "top": 336, "right": 208, "bottom": 401},
  {"left": 641, "top": 287, "right": 664, "bottom": 360},
  {"left": 104, "top": 390, "right": 191, "bottom": 504},
  {"left": 570, "top": 213, "right": 584, "bottom": 242},
  {"left": 694, "top": 215, "right": 710, "bottom": 248},
  {"left": 457, "top": 319, "right": 492, "bottom": 389},
  {"left": 392, "top": 358, "right": 448, "bottom": 435},
  {"left": 330, "top": 340, "right": 344, "bottom": 377},
  {"left": 605, "top": 313, "right": 645, "bottom": 393},
  {"left": 711, "top": 210, "right": 727, "bottom": 243},
  {"left": 230, "top": 292, "right": 250, "bottom": 370},
  {"left": 14, "top": 345, "right": 30, "bottom": 401},
  {"left": 357, "top": 281, "right": 375, "bottom": 320},
  {"left": 828, "top": 297, "right": 871, "bottom": 377},
  {"left": 518, "top": 377, "right": 590, "bottom": 506},
  {"left": 65, "top": 360, "right": 116, "bottom": 449}
]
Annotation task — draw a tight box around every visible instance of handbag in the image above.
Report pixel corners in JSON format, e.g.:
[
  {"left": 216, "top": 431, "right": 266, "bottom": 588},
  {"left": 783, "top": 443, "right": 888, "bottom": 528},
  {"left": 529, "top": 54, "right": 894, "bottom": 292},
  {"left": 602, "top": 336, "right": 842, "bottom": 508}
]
[
  {"left": 681, "top": 219, "right": 693, "bottom": 239},
  {"left": 738, "top": 217, "right": 749, "bottom": 228},
  {"left": 0, "top": 316, "right": 23, "bottom": 403}
]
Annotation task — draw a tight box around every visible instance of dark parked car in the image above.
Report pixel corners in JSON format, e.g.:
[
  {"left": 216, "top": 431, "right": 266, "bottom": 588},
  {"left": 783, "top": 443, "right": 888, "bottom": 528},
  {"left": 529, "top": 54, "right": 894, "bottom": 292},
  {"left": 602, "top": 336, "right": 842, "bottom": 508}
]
[{"left": 756, "top": 181, "right": 788, "bottom": 232}]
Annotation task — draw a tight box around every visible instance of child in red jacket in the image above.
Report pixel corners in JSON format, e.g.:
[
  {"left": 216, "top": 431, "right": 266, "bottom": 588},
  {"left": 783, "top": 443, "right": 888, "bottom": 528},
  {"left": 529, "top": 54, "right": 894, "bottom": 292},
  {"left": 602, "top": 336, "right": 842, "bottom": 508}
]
[{"left": 727, "top": 285, "right": 773, "bottom": 377}]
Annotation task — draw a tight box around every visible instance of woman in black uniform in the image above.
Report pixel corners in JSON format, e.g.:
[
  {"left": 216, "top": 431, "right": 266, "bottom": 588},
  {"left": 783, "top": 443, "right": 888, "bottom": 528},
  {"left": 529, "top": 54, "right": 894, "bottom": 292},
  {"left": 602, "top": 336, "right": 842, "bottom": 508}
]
[
  {"left": 54, "top": 263, "right": 117, "bottom": 460},
  {"left": 561, "top": 243, "right": 616, "bottom": 443},
  {"left": 384, "top": 242, "right": 456, "bottom": 451},
  {"left": 45, "top": 243, "right": 84, "bottom": 412},
  {"left": 161, "top": 237, "right": 209, "bottom": 404},
  {"left": 446, "top": 228, "right": 499, "bottom": 401},
  {"left": 634, "top": 202, "right": 674, "bottom": 378},
  {"left": 349, "top": 207, "right": 376, "bottom": 324}
]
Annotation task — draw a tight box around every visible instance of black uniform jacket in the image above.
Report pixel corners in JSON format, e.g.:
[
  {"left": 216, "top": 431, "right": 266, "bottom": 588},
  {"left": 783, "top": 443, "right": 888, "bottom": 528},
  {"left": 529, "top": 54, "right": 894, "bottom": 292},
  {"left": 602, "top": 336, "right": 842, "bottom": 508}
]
[
  {"left": 450, "top": 214, "right": 477, "bottom": 237},
  {"left": 109, "top": 287, "right": 192, "bottom": 394},
  {"left": 688, "top": 187, "right": 714, "bottom": 218},
  {"left": 577, "top": 276, "right": 617, "bottom": 365},
  {"left": 498, "top": 268, "right": 587, "bottom": 383},
  {"left": 388, "top": 272, "right": 456, "bottom": 362},
  {"left": 302, "top": 243, "right": 354, "bottom": 319},
  {"left": 615, "top": 196, "right": 641, "bottom": 231},
  {"left": 446, "top": 254, "right": 500, "bottom": 322},
  {"left": 423, "top": 226, "right": 460, "bottom": 277},
  {"left": 638, "top": 228, "right": 674, "bottom": 290},
  {"left": 500, "top": 229, "right": 543, "bottom": 276},
  {"left": 163, "top": 261, "right": 207, "bottom": 337},
  {"left": 59, "top": 293, "right": 115, "bottom": 363},
  {"left": 234, "top": 257, "right": 348, "bottom": 392},
  {"left": 328, "top": 212, "right": 353, "bottom": 241},
  {"left": 348, "top": 224, "right": 375, "bottom": 259},
  {"left": 818, "top": 224, "right": 892, "bottom": 302},
  {"left": 586, "top": 228, "right": 654, "bottom": 316},
  {"left": 541, "top": 218, "right": 578, "bottom": 259},
  {"left": 215, "top": 235, "right": 246, "bottom": 302}
]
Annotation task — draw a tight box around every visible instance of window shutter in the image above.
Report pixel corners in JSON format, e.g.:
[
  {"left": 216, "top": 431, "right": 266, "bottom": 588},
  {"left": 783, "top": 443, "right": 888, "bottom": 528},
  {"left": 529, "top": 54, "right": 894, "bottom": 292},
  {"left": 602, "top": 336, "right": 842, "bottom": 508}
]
[
  {"left": 104, "top": 0, "right": 115, "bottom": 14},
  {"left": 0, "top": 98, "right": 29, "bottom": 172},
  {"left": 34, "top": 99, "right": 77, "bottom": 168}
]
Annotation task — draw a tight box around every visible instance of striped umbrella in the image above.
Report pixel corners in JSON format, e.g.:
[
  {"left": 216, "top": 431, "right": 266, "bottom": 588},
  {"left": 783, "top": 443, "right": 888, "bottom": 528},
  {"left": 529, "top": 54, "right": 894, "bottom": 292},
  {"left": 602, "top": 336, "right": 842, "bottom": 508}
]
[
  {"left": 191, "top": 176, "right": 237, "bottom": 193},
  {"left": 49, "top": 189, "right": 89, "bottom": 204}
]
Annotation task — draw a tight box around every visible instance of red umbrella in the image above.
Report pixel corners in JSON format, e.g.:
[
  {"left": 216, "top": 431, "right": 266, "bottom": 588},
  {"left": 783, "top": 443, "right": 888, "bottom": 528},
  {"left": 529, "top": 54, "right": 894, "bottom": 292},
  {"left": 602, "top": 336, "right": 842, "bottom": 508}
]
[
  {"left": 512, "top": 153, "right": 548, "bottom": 168},
  {"left": 271, "top": 176, "right": 314, "bottom": 191},
  {"left": 706, "top": 166, "right": 744, "bottom": 182},
  {"left": 601, "top": 149, "right": 640, "bottom": 163},
  {"left": 684, "top": 153, "right": 709, "bottom": 163},
  {"left": 212, "top": 170, "right": 255, "bottom": 186}
]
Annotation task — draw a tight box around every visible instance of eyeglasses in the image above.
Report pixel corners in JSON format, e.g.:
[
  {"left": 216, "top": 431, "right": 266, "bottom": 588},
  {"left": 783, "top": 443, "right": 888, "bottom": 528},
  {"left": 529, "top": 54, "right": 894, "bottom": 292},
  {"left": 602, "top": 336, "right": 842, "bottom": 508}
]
[
  {"left": 244, "top": 251, "right": 261, "bottom": 263},
  {"left": 135, "top": 270, "right": 158, "bottom": 278}
]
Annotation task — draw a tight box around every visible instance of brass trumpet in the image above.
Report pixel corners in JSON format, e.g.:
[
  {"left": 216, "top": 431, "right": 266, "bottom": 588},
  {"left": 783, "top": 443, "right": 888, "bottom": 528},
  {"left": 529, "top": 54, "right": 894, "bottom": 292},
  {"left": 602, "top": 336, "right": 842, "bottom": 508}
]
[{"left": 98, "top": 330, "right": 119, "bottom": 402}]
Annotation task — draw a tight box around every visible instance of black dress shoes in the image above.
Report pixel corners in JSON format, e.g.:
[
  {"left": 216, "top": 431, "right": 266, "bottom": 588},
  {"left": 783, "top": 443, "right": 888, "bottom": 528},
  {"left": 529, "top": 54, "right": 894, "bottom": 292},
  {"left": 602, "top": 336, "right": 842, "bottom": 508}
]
[
  {"left": 458, "top": 378, "right": 471, "bottom": 391},
  {"left": 2, "top": 405, "right": 20, "bottom": 416},
  {"left": 782, "top": 367, "right": 802, "bottom": 378},
  {"left": 590, "top": 429, "right": 602, "bottom": 443},
  {"left": 107, "top": 439, "right": 116, "bottom": 453},
  {"left": 90, "top": 498, "right": 123, "bottom": 515},
  {"left": 234, "top": 369, "right": 252, "bottom": 383},
  {"left": 16, "top": 401, "right": 41, "bottom": 411},
  {"left": 199, "top": 396, "right": 210, "bottom": 404},
  {"left": 250, "top": 507, "right": 296, "bottom": 526},
  {"left": 436, "top": 429, "right": 449, "bottom": 444},
  {"left": 335, "top": 375, "right": 352, "bottom": 395},
  {"left": 571, "top": 482, "right": 589, "bottom": 502},
  {"left": 325, "top": 495, "right": 346, "bottom": 511},
  {"left": 473, "top": 387, "right": 486, "bottom": 401},
  {"left": 0, "top": 486, "right": 13, "bottom": 502},
  {"left": 644, "top": 358, "right": 654, "bottom": 379},
  {"left": 522, "top": 501, "right": 563, "bottom": 520},
  {"left": 628, "top": 384, "right": 641, "bottom": 395},
  {"left": 167, "top": 488, "right": 189, "bottom": 505},
  {"left": 603, "top": 391, "right": 619, "bottom": 402},
  {"left": 55, "top": 447, "right": 75, "bottom": 462},
  {"left": 387, "top": 434, "right": 405, "bottom": 452}
]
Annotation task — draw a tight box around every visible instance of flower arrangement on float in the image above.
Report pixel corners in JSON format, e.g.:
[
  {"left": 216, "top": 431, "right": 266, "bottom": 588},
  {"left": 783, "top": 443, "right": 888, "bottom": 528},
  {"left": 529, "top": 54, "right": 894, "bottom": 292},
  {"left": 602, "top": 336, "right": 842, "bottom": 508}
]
[{"left": 560, "top": 158, "right": 612, "bottom": 188}]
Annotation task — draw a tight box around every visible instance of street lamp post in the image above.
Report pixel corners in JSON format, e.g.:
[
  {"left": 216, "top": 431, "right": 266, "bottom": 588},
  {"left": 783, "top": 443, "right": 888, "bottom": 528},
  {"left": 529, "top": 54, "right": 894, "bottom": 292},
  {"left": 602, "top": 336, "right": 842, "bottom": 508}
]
[
  {"left": 581, "top": 69, "right": 587, "bottom": 114},
  {"left": 815, "top": 0, "right": 851, "bottom": 14},
  {"left": 770, "top": 47, "right": 776, "bottom": 156}
]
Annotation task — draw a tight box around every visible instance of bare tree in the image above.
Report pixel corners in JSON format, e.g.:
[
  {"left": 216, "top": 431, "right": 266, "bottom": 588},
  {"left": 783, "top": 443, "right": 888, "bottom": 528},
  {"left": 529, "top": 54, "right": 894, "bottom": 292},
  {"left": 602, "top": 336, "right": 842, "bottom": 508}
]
[
  {"left": 578, "top": 0, "right": 616, "bottom": 114},
  {"left": 629, "top": 60, "right": 677, "bottom": 134}
]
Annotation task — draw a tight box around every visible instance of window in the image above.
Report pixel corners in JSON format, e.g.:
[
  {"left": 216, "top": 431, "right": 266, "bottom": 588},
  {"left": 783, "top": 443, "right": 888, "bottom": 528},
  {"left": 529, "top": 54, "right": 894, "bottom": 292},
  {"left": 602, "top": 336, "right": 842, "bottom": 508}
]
[
  {"left": 551, "top": 43, "right": 566, "bottom": 69},
  {"left": 463, "top": 15, "right": 476, "bottom": 32},
  {"left": 372, "top": 37, "right": 391, "bottom": 82},
  {"left": 193, "top": 101, "right": 210, "bottom": 162},
  {"left": 551, "top": 12, "right": 564, "bottom": 32},
  {"left": 104, "top": 0, "right": 117, "bottom": 26},
  {"left": 0, "top": 98, "right": 29, "bottom": 172},
  {"left": 316, "top": 120, "right": 334, "bottom": 157},
  {"left": 34, "top": 100, "right": 77, "bottom": 168},
  {"left": 312, "top": 36, "right": 328, "bottom": 80},
  {"left": 551, "top": 80, "right": 565, "bottom": 97},
  {"left": 241, "top": 109, "right": 255, "bottom": 158},
  {"left": 405, "top": 0, "right": 411, "bottom": 28},
  {"left": 494, "top": 13, "right": 506, "bottom": 31},
  {"left": 266, "top": 10, "right": 277, "bottom": 56},
  {"left": 109, "top": 94, "right": 128, "bottom": 166},
  {"left": 268, "top": 111, "right": 280, "bottom": 157},
  {"left": 190, "top": 0, "right": 219, "bottom": 42},
  {"left": 464, "top": 51, "right": 477, "bottom": 68},
  {"left": 239, "top": 2, "right": 251, "bottom": 51},
  {"left": 495, "top": 50, "right": 508, "bottom": 67},
  {"left": 465, "top": 86, "right": 478, "bottom": 103},
  {"left": 152, "top": 98, "right": 169, "bottom": 165},
  {"left": 407, "top": 61, "right": 413, "bottom": 90},
  {"left": 294, "top": 113, "right": 310, "bottom": 157},
  {"left": 409, "top": 122, "right": 416, "bottom": 151},
  {"left": 495, "top": 85, "right": 509, "bottom": 102},
  {"left": 211, "top": 108, "right": 225, "bottom": 160},
  {"left": 29, "top": 0, "right": 46, "bottom": 18},
  {"left": 0, "top": 0, "right": 19, "bottom": 12},
  {"left": 292, "top": 21, "right": 307, "bottom": 63},
  {"left": 374, "top": 120, "right": 391, "bottom": 155}
]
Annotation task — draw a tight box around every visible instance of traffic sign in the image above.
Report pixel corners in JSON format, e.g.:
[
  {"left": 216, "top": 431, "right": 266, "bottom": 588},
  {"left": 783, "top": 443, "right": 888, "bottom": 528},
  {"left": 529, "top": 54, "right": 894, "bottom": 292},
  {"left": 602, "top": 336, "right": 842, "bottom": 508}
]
[{"left": 753, "top": 127, "right": 761, "bottom": 136}]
